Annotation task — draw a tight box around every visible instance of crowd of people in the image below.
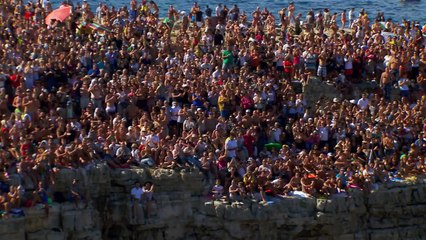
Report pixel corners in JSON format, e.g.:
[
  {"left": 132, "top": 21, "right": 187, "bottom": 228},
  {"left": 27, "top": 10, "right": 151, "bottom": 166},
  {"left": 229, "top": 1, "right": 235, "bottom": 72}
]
[{"left": 0, "top": 0, "right": 425, "bottom": 217}]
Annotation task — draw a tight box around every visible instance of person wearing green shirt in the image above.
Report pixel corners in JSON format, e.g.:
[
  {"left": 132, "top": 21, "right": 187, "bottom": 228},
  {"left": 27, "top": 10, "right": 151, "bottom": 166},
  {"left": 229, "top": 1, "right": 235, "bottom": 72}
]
[{"left": 222, "top": 47, "right": 234, "bottom": 70}]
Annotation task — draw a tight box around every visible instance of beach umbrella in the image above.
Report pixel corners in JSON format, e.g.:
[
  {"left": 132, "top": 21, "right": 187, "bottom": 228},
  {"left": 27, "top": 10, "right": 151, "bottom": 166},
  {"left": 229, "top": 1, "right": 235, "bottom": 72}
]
[
  {"left": 264, "top": 142, "right": 282, "bottom": 150},
  {"left": 381, "top": 32, "right": 395, "bottom": 43},
  {"left": 86, "top": 22, "right": 113, "bottom": 33},
  {"left": 45, "top": 5, "right": 72, "bottom": 26}
]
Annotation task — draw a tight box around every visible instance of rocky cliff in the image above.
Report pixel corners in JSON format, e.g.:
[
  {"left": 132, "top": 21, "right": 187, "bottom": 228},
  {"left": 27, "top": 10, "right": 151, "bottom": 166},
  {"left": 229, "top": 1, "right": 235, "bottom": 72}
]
[{"left": 1, "top": 166, "right": 426, "bottom": 240}]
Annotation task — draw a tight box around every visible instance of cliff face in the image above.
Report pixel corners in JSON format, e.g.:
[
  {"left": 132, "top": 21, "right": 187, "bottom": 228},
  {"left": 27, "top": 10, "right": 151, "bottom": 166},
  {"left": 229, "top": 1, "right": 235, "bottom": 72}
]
[{"left": 2, "top": 166, "right": 426, "bottom": 240}]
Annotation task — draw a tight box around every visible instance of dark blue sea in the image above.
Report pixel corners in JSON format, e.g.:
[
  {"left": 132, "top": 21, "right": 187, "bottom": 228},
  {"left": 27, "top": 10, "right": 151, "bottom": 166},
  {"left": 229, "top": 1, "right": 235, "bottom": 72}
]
[{"left": 51, "top": 0, "right": 426, "bottom": 24}]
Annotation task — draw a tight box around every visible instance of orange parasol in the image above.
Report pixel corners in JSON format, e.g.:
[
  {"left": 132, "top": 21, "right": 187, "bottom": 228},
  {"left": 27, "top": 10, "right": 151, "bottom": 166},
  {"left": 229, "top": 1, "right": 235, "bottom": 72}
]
[{"left": 45, "top": 5, "right": 72, "bottom": 26}]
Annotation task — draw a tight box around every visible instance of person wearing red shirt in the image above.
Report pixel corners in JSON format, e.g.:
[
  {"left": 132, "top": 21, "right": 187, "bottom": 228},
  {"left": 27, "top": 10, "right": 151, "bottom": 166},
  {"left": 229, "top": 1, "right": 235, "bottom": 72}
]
[
  {"left": 9, "top": 74, "right": 22, "bottom": 89},
  {"left": 20, "top": 138, "right": 31, "bottom": 158},
  {"left": 283, "top": 56, "right": 293, "bottom": 81},
  {"left": 243, "top": 128, "right": 256, "bottom": 157}
]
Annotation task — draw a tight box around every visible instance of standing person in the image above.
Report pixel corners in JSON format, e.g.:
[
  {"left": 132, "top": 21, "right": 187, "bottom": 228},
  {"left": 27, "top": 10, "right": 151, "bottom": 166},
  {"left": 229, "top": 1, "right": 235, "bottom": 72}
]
[
  {"left": 190, "top": 2, "right": 200, "bottom": 24},
  {"left": 222, "top": 45, "right": 234, "bottom": 70},
  {"left": 303, "top": 47, "right": 317, "bottom": 75},
  {"left": 169, "top": 101, "right": 181, "bottom": 136},
  {"left": 225, "top": 131, "right": 238, "bottom": 159},
  {"left": 96, "top": 2, "right": 103, "bottom": 20},
  {"left": 218, "top": 90, "right": 230, "bottom": 119},
  {"left": 317, "top": 50, "right": 327, "bottom": 81},
  {"left": 288, "top": 1, "right": 296, "bottom": 25},
  {"left": 398, "top": 74, "right": 410, "bottom": 98},
  {"left": 349, "top": 8, "right": 355, "bottom": 27},
  {"left": 341, "top": 10, "right": 346, "bottom": 30},
  {"left": 129, "top": 0, "right": 138, "bottom": 21},
  {"left": 142, "top": 181, "right": 156, "bottom": 220},
  {"left": 229, "top": 5, "right": 239, "bottom": 22},
  {"left": 324, "top": 8, "right": 331, "bottom": 28},
  {"left": 275, "top": 46, "right": 285, "bottom": 77},
  {"left": 381, "top": 67, "right": 392, "bottom": 101},
  {"left": 205, "top": 5, "right": 212, "bottom": 18},
  {"left": 130, "top": 182, "right": 144, "bottom": 221},
  {"left": 344, "top": 52, "right": 353, "bottom": 81},
  {"left": 283, "top": 55, "right": 293, "bottom": 82},
  {"left": 215, "top": 4, "right": 222, "bottom": 17},
  {"left": 194, "top": 5, "right": 203, "bottom": 27},
  {"left": 357, "top": 93, "right": 370, "bottom": 111}
]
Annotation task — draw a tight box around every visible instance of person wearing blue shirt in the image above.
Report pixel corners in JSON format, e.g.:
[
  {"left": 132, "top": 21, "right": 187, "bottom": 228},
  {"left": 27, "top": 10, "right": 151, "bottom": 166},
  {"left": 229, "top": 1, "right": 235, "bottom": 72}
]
[
  {"left": 336, "top": 168, "right": 347, "bottom": 192},
  {"left": 192, "top": 94, "right": 204, "bottom": 108},
  {"left": 87, "top": 65, "right": 100, "bottom": 78},
  {"left": 105, "top": 47, "right": 118, "bottom": 71}
]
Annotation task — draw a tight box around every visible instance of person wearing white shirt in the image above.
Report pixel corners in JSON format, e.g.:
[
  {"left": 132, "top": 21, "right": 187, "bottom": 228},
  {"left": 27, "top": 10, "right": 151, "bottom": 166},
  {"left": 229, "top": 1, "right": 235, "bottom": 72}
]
[
  {"left": 398, "top": 76, "right": 410, "bottom": 98},
  {"left": 357, "top": 94, "right": 369, "bottom": 110},
  {"left": 212, "top": 179, "right": 224, "bottom": 200},
  {"left": 274, "top": 48, "right": 285, "bottom": 72},
  {"left": 170, "top": 101, "right": 181, "bottom": 121},
  {"left": 271, "top": 123, "right": 282, "bottom": 143},
  {"left": 131, "top": 182, "right": 144, "bottom": 221},
  {"left": 212, "top": 66, "right": 221, "bottom": 80},
  {"left": 215, "top": 4, "right": 222, "bottom": 17},
  {"left": 109, "top": 142, "right": 120, "bottom": 156},
  {"left": 146, "top": 131, "right": 160, "bottom": 149},
  {"left": 42, "top": 0, "right": 50, "bottom": 8},
  {"left": 225, "top": 131, "right": 238, "bottom": 158},
  {"left": 319, "top": 123, "right": 329, "bottom": 148},
  {"left": 95, "top": 3, "right": 102, "bottom": 20},
  {"left": 131, "top": 143, "right": 141, "bottom": 161},
  {"left": 348, "top": 8, "right": 354, "bottom": 27},
  {"left": 344, "top": 54, "right": 353, "bottom": 77},
  {"left": 131, "top": 182, "right": 144, "bottom": 201}
]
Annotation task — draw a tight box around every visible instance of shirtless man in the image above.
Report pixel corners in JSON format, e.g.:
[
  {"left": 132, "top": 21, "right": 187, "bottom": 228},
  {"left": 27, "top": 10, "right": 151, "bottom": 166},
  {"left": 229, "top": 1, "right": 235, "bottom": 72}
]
[
  {"left": 380, "top": 67, "right": 392, "bottom": 101},
  {"left": 89, "top": 80, "right": 103, "bottom": 109},
  {"left": 317, "top": 50, "right": 327, "bottom": 81},
  {"left": 252, "top": 7, "right": 261, "bottom": 27}
]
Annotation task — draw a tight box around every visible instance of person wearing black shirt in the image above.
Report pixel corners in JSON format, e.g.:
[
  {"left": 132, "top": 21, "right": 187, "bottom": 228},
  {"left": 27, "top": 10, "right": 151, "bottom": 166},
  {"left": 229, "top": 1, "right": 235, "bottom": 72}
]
[
  {"left": 220, "top": 5, "right": 229, "bottom": 24},
  {"left": 213, "top": 30, "right": 224, "bottom": 46},
  {"left": 195, "top": 9, "right": 203, "bottom": 23},
  {"left": 205, "top": 5, "right": 212, "bottom": 18},
  {"left": 229, "top": 5, "right": 239, "bottom": 22}
]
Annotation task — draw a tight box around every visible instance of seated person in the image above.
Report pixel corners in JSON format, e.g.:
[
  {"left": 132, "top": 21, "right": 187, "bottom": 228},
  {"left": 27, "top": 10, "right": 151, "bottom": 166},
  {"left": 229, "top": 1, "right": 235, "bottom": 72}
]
[
  {"left": 211, "top": 179, "right": 224, "bottom": 200},
  {"left": 33, "top": 181, "right": 49, "bottom": 216},
  {"left": 321, "top": 177, "right": 338, "bottom": 196},
  {"left": 0, "top": 189, "right": 10, "bottom": 218},
  {"left": 68, "top": 179, "right": 87, "bottom": 209},
  {"left": 228, "top": 179, "right": 239, "bottom": 202}
]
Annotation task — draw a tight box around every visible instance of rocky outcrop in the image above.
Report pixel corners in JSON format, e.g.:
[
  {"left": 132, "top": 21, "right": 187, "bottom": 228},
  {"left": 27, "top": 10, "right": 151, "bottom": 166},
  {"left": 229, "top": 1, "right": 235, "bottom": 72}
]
[
  {"left": 301, "top": 78, "right": 341, "bottom": 107},
  {"left": 1, "top": 166, "right": 426, "bottom": 240}
]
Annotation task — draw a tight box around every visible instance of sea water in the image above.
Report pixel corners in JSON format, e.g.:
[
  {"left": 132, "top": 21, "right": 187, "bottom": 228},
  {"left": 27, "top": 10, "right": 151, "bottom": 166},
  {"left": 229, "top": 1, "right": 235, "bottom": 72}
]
[{"left": 51, "top": 0, "right": 426, "bottom": 24}]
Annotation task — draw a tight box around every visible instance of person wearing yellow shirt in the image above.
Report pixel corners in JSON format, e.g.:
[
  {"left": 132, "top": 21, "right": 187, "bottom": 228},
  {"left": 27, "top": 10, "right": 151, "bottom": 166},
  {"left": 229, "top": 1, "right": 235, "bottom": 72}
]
[{"left": 218, "top": 90, "right": 230, "bottom": 119}]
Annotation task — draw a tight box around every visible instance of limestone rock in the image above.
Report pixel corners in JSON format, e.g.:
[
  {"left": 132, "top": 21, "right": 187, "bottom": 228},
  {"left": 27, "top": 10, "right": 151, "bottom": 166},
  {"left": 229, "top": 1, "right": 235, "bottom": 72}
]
[{"left": 2, "top": 165, "right": 426, "bottom": 240}]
